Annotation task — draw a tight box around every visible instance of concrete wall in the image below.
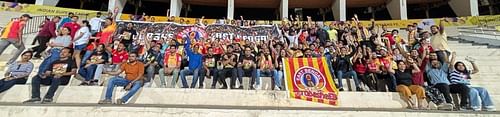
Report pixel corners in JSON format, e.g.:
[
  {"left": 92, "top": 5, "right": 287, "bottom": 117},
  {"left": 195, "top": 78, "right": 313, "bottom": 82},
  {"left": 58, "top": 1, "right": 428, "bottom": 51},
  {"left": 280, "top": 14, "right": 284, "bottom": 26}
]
[
  {"left": 0, "top": 85, "right": 408, "bottom": 108},
  {"left": 0, "top": 106, "right": 496, "bottom": 117}
]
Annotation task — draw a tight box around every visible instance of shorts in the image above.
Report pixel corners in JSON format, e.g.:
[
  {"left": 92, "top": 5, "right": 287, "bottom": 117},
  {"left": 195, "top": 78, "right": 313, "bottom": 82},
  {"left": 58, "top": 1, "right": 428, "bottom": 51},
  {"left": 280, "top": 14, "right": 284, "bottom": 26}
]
[{"left": 74, "top": 44, "right": 87, "bottom": 51}]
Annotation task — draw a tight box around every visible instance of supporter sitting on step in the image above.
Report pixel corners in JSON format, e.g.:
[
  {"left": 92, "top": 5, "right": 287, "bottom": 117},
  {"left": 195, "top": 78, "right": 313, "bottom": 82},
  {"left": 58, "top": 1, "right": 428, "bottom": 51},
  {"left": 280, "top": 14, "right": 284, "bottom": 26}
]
[
  {"left": 334, "top": 45, "right": 362, "bottom": 91},
  {"left": 237, "top": 46, "right": 257, "bottom": 90},
  {"left": 217, "top": 45, "right": 238, "bottom": 89},
  {"left": 76, "top": 44, "right": 108, "bottom": 85},
  {"left": 200, "top": 47, "right": 220, "bottom": 89},
  {"left": 450, "top": 58, "right": 495, "bottom": 111},
  {"left": 0, "top": 51, "right": 34, "bottom": 93},
  {"left": 179, "top": 36, "right": 203, "bottom": 88},
  {"left": 99, "top": 52, "right": 144, "bottom": 104},
  {"left": 143, "top": 43, "right": 163, "bottom": 87},
  {"left": 36, "top": 27, "right": 72, "bottom": 80},
  {"left": 159, "top": 45, "right": 181, "bottom": 88},
  {"left": 425, "top": 52, "right": 462, "bottom": 110},
  {"left": 23, "top": 47, "right": 77, "bottom": 103},
  {"left": 389, "top": 60, "right": 426, "bottom": 110}
]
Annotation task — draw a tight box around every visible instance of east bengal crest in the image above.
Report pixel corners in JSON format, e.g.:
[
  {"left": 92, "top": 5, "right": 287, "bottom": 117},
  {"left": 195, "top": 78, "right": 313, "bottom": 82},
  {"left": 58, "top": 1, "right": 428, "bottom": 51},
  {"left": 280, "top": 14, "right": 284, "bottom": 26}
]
[{"left": 293, "top": 66, "right": 326, "bottom": 90}]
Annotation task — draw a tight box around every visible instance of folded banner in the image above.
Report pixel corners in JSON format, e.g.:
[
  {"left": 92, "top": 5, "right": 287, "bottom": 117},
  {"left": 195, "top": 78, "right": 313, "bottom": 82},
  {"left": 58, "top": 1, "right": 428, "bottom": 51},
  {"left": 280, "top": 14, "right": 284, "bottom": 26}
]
[
  {"left": 113, "top": 21, "right": 279, "bottom": 43},
  {"left": 284, "top": 57, "right": 339, "bottom": 106}
]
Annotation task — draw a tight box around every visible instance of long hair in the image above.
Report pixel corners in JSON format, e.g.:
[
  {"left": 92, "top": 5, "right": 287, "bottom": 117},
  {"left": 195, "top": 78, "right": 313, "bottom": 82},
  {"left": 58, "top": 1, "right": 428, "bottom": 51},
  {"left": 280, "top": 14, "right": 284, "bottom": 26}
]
[
  {"left": 454, "top": 61, "right": 472, "bottom": 79},
  {"left": 82, "top": 20, "right": 91, "bottom": 32}
]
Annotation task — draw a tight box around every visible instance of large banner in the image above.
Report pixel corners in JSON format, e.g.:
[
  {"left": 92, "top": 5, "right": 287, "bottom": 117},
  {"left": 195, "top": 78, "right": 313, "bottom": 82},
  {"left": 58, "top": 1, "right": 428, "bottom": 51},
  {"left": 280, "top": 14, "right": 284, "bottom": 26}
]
[
  {"left": 113, "top": 21, "right": 279, "bottom": 43},
  {"left": 284, "top": 58, "right": 339, "bottom": 106}
]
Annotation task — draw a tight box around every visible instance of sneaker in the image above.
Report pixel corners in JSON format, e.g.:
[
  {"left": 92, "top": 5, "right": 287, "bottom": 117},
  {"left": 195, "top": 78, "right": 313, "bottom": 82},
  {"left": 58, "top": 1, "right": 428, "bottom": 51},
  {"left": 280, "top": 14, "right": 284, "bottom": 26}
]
[
  {"left": 198, "top": 85, "right": 204, "bottom": 89},
  {"left": 79, "top": 82, "right": 89, "bottom": 86},
  {"left": 23, "top": 98, "right": 41, "bottom": 104},
  {"left": 338, "top": 88, "right": 344, "bottom": 91},
  {"left": 437, "top": 103, "right": 454, "bottom": 111},
  {"left": 249, "top": 86, "right": 255, "bottom": 90},
  {"left": 238, "top": 86, "right": 244, "bottom": 89},
  {"left": 484, "top": 106, "right": 496, "bottom": 111},
  {"left": 210, "top": 86, "right": 216, "bottom": 89},
  {"left": 98, "top": 99, "right": 112, "bottom": 104},
  {"left": 41, "top": 98, "right": 53, "bottom": 103},
  {"left": 356, "top": 87, "right": 364, "bottom": 91},
  {"left": 274, "top": 86, "right": 281, "bottom": 90},
  {"left": 219, "top": 86, "right": 228, "bottom": 89},
  {"left": 116, "top": 99, "right": 125, "bottom": 105},
  {"left": 255, "top": 85, "right": 261, "bottom": 90}
]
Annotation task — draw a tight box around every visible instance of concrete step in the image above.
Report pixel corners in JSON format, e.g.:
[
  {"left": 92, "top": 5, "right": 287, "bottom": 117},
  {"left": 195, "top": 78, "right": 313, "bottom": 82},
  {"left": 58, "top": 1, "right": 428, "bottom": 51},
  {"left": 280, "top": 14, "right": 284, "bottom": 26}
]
[
  {"left": 0, "top": 85, "right": 406, "bottom": 109},
  {"left": 0, "top": 104, "right": 498, "bottom": 117}
]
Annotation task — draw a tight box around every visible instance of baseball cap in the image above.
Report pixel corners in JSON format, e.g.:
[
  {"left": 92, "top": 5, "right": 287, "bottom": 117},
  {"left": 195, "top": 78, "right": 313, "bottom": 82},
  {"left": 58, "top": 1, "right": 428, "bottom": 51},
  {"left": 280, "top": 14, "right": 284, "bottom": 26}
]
[{"left": 21, "top": 14, "right": 32, "bottom": 19}]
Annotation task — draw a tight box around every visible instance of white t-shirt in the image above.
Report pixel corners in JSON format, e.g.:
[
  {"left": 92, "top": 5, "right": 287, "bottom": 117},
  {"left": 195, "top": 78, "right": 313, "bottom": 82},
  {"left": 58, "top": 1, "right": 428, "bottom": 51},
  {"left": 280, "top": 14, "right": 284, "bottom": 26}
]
[
  {"left": 89, "top": 17, "right": 103, "bottom": 31},
  {"left": 74, "top": 27, "right": 91, "bottom": 45}
]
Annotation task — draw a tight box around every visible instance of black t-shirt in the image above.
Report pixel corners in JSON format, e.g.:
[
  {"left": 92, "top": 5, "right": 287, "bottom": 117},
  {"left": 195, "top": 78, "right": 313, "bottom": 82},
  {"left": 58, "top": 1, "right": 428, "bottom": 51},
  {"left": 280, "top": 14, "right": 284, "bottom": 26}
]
[
  {"left": 89, "top": 52, "right": 109, "bottom": 64},
  {"left": 222, "top": 53, "right": 237, "bottom": 68},
  {"left": 239, "top": 54, "right": 256, "bottom": 69},
  {"left": 395, "top": 69, "right": 413, "bottom": 86},
  {"left": 47, "top": 58, "right": 77, "bottom": 79},
  {"left": 335, "top": 55, "right": 352, "bottom": 72},
  {"left": 120, "top": 29, "right": 137, "bottom": 44},
  {"left": 204, "top": 54, "right": 220, "bottom": 69}
]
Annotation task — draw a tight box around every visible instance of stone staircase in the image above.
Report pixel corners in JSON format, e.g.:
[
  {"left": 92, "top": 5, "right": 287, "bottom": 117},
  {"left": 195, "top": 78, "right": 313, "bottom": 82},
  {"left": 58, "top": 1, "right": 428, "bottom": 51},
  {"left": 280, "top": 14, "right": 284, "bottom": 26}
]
[{"left": 1, "top": 13, "right": 500, "bottom": 116}]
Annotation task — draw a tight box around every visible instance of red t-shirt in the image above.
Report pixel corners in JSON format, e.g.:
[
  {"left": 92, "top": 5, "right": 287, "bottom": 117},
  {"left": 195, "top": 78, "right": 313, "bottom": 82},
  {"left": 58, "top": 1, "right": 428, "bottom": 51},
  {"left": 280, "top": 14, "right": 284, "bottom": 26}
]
[
  {"left": 354, "top": 62, "right": 366, "bottom": 74},
  {"left": 112, "top": 49, "right": 128, "bottom": 64},
  {"left": 63, "top": 22, "right": 81, "bottom": 39}
]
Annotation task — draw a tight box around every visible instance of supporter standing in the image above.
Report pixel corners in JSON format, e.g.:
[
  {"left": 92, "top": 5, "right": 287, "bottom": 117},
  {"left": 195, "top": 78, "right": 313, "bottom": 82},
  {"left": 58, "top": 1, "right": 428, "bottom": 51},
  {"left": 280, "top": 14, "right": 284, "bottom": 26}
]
[
  {"left": 58, "top": 12, "right": 74, "bottom": 29},
  {"left": 0, "top": 14, "right": 31, "bottom": 64},
  {"left": 62, "top": 16, "right": 81, "bottom": 39},
  {"left": 89, "top": 12, "right": 104, "bottom": 35},
  {"left": 430, "top": 18, "right": 450, "bottom": 63},
  {"left": 73, "top": 20, "right": 92, "bottom": 68}
]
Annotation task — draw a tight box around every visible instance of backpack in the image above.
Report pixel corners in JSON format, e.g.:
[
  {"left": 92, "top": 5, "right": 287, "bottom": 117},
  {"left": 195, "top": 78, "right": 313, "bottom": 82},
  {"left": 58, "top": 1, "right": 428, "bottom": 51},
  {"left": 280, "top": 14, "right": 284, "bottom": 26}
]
[{"left": 425, "top": 86, "right": 446, "bottom": 105}]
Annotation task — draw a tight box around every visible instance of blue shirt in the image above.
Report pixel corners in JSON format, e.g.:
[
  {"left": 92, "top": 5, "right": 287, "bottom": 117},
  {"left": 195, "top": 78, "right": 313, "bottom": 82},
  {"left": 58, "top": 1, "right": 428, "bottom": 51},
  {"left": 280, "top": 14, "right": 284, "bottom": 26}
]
[
  {"left": 185, "top": 39, "right": 203, "bottom": 70},
  {"left": 58, "top": 17, "right": 72, "bottom": 29},
  {"left": 426, "top": 62, "right": 451, "bottom": 85}
]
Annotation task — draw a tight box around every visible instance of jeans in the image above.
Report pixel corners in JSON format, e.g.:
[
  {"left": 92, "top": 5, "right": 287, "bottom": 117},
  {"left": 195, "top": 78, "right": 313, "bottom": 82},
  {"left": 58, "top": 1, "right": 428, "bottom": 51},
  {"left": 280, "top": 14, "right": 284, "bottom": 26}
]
[
  {"left": 200, "top": 68, "right": 219, "bottom": 87},
  {"left": 325, "top": 55, "right": 336, "bottom": 78},
  {"left": 256, "top": 69, "right": 276, "bottom": 88},
  {"left": 0, "top": 78, "right": 27, "bottom": 93},
  {"left": 145, "top": 65, "right": 159, "bottom": 83},
  {"left": 237, "top": 67, "right": 257, "bottom": 88},
  {"left": 38, "top": 48, "right": 61, "bottom": 76},
  {"left": 0, "top": 39, "right": 25, "bottom": 64},
  {"left": 158, "top": 68, "right": 179, "bottom": 88},
  {"left": 179, "top": 68, "right": 200, "bottom": 88},
  {"left": 218, "top": 68, "right": 237, "bottom": 88},
  {"left": 31, "top": 75, "right": 67, "bottom": 99},
  {"left": 104, "top": 76, "right": 143, "bottom": 102},
  {"left": 336, "top": 70, "right": 360, "bottom": 89},
  {"left": 376, "top": 72, "right": 397, "bottom": 92},
  {"left": 274, "top": 70, "right": 284, "bottom": 88},
  {"left": 81, "top": 50, "right": 94, "bottom": 65},
  {"left": 78, "top": 64, "right": 98, "bottom": 81},
  {"left": 469, "top": 86, "right": 494, "bottom": 109}
]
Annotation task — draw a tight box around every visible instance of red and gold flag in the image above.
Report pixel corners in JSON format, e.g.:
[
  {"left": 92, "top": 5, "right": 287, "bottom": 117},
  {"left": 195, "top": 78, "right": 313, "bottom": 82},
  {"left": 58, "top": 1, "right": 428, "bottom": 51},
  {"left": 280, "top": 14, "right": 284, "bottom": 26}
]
[{"left": 284, "top": 57, "right": 339, "bottom": 105}]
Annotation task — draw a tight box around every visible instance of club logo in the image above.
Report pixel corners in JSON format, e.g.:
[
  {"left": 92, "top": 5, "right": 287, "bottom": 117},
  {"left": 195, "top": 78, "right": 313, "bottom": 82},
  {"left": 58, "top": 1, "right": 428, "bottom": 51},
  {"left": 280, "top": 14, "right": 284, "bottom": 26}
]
[{"left": 293, "top": 66, "right": 326, "bottom": 90}]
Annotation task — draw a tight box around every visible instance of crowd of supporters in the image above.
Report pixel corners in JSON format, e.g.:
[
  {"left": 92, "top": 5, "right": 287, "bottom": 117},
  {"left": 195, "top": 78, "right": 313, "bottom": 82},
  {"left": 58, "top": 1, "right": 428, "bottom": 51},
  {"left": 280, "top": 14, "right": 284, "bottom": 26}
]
[{"left": 0, "top": 12, "right": 495, "bottom": 111}]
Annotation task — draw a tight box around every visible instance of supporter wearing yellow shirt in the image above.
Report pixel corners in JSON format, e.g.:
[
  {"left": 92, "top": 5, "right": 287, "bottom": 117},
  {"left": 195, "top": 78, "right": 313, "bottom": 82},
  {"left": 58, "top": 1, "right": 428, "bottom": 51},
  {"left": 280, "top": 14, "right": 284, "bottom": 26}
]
[
  {"left": 430, "top": 18, "right": 450, "bottom": 63},
  {"left": 158, "top": 46, "right": 181, "bottom": 88}
]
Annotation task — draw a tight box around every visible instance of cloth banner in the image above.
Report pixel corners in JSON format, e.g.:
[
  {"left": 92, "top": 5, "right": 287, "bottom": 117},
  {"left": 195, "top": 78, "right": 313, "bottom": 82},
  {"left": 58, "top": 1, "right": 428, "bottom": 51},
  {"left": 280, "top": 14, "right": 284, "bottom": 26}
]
[
  {"left": 284, "top": 57, "right": 339, "bottom": 106},
  {"left": 113, "top": 21, "right": 279, "bottom": 43}
]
